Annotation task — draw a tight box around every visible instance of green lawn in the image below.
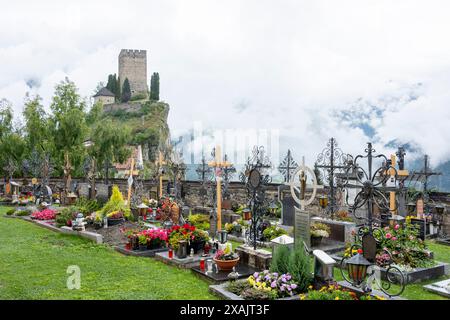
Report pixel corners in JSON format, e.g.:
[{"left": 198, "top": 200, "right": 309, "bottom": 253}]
[{"left": 0, "top": 206, "right": 216, "bottom": 300}]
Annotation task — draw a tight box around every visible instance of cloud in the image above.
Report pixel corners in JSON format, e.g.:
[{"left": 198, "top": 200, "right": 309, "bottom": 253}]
[{"left": 1, "top": 0, "right": 450, "bottom": 170}]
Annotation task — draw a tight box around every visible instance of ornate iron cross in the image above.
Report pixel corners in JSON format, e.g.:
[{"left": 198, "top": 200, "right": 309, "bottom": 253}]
[
  {"left": 315, "top": 137, "right": 350, "bottom": 219},
  {"left": 278, "top": 149, "right": 298, "bottom": 183}
]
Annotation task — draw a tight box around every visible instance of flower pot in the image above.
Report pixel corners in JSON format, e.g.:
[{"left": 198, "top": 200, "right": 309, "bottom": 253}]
[
  {"left": 107, "top": 217, "right": 124, "bottom": 226},
  {"left": 311, "top": 236, "right": 323, "bottom": 247},
  {"left": 213, "top": 257, "right": 240, "bottom": 271},
  {"left": 189, "top": 240, "right": 206, "bottom": 254}
]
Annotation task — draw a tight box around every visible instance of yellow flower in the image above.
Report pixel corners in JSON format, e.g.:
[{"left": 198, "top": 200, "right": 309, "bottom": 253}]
[
  {"left": 335, "top": 297, "right": 340, "bottom": 300},
  {"left": 300, "top": 294, "right": 306, "bottom": 300},
  {"left": 308, "top": 285, "right": 313, "bottom": 290}
]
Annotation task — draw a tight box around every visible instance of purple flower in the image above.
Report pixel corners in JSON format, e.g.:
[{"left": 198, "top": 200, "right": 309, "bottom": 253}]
[
  {"left": 271, "top": 281, "right": 277, "bottom": 288},
  {"left": 253, "top": 272, "right": 259, "bottom": 278},
  {"left": 291, "top": 284, "right": 297, "bottom": 289},
  {"left": 282, "top": 277, "right": 287, "bottom": 283},
  {"left": 280, "top": 286, "right": 285, "bottom": 291},
  {"left": 287, "top": 285, "right": 292, "bottom": 291}
]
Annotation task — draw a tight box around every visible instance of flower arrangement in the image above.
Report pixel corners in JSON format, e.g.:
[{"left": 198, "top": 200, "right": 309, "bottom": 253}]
[
  {"left": 227, "top": 270, "right": 300, "bottom": 300},
  {"left": 107, "top": 211, "right": 124, "bottom": 219},
  {"left": 188, "top": 214, "right": 210, "bottom": 231},
  {"left": 352, "top": 222, "right": 433, "bottom": 269},
  {"left": 214, "top": 248, "right": 239, "bottom": 261},
  {"left": 300, "top": 284, "right": 385, "bottom": 300},
  {"left": 31, "top": 208, "right": 57, "bottom": 220},
  {"left": 262, "top": 225, "right": 288, "bottom": 241},
  {"left": 139, "top": 228, "right": 168, "bottom": 248},
  {"left": 310, "top": 222, "right": 330, "bottom": 238},
  {"left": 335, "top": 210, "right": 353, "bottom": 222},
  {"left": 168, "top": 224, "right": 209, "bottom": 250}
]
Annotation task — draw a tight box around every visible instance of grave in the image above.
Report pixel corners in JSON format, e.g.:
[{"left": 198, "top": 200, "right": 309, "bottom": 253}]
[
  {"left": 115, "top": 244, "right": 168, "bottom": 257},
  {"left": 278, "top": 185, "right": 296, "bottom": 227},
  {"left": 191, "top": 263, "right": 257, "bottom": 284},
  {"left": 423, "top": 279, "right": 450, "bottom": 298},
  {"left": 235, "top": 245, "right": 272, "bottom": 270},
  {"left": 154, "top": 251, "right": 214, "bottom": 269},
  {"left": 311, "top": 216, "right": 356, "bottom": 244}
]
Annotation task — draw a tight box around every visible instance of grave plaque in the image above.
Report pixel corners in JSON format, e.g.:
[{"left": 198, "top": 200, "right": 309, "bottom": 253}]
[
  {"left": 96, "top": 183, "right": 109, "bottom": 202},
  {"left": 78, "top": 183, "right": 90, "bottom": 199},
  {"left": 295, "top": 209, "right": 310, "bottom": 248},
  {"left": 280, "top": 188, "right": 296, "bottom": 226}
]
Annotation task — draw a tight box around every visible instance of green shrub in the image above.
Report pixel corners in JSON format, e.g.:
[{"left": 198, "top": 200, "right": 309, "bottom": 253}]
[
  {"left": 270, "top": 245, "right": 291, "bottom": 275},
  {"left": 15, "top": 209, "right": 31, "bottom": 216},
  {"left": 240, "top": 287, "right": 278, "bottom": 300},
  {"left": 56, "top": 206, "right": 78, "bottom": 227},
  {"left": 226, "top": 280, "right": 251, "bottom": 295},
  {"left": 288, "top": 244, "right": 313, "bottom": 292},
  {"left": 75, "top": 197, "right": 101, "bottom": 215},
  {"left": 6, "top": 209, "right": 15, "bottom": 216}
]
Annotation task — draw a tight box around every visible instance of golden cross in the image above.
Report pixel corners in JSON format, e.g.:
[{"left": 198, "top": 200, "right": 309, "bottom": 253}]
[{"left": 208, "top": 146, "right": 232, "bottom": 232}]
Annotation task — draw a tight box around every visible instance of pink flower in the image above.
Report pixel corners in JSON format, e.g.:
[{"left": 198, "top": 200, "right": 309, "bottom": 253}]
[
  {"left": 394, "top": 224, "right": 400, "bottom": 230},
  {"left": 392, "top": 237, "right": 397, "bottom": 241},
  {"left": 385, "top": 233, "right": 392, "bottom": 239}
]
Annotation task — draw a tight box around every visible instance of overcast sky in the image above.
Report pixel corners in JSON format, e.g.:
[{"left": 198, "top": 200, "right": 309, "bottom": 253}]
[{"left": 1, "top": 0, "right": 450, "bottom": 170}]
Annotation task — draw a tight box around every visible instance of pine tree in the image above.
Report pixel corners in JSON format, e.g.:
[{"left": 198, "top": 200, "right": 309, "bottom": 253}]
[
  {"left": 150, "top": 72, "right": 160, "bottom": 101},
  {"left": 121, "top": 78, "right": 131, "bottom": 103},
  {"left": 116, "top": 76, "right": 121, "bottom": 101}
]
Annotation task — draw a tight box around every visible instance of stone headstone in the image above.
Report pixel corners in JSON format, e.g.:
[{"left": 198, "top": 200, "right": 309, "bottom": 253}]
[
  {"left": 294, "top": 208, "right": 310, "bottom": 248},
  {"left": 77, "top": 183, "right": 90, "bottom": 199},
  {"left": 209, "top": 209, "right": 217, "bottom": 238},
  {"left": 96, "top": 183, "right": 109, "bottom": 202},
  {"left": 279, "top": 185, "right": 296, "bottom": 226}
]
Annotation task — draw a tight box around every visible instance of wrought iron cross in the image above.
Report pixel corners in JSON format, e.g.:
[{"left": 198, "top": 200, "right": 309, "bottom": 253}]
[
  {"left": 278, "top": 149, "right": 298, "bottom": 183},
  {"left": 315, "top": 137, "right": 349, "bottom": 219}
]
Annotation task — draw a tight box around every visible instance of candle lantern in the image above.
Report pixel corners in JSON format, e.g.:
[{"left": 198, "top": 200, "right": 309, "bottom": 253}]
[
  {"left": 318, "top": 195, "right": 328, "bottom": 209},
  {"left": 243, "top": 208, "right": 252, "bottom": 221},
  {"left": 268, "top": 201, "right": 278, "bottom": 216},
  {"left": 217, "top": 230, "right": 228, "bottom": 244},
  {"left": 346, "top": 252, "right": 372, "bottom": 285},
  {"left": 137, "top": 203, "right": 148, "bottom": 218}
]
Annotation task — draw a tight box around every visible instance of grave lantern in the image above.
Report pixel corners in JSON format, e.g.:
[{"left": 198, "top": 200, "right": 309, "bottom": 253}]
[
  {"left": 137, "top": 203, "right": 148, "bottom": 217},
  {"left": 318, "top": 195, "right": 328, "bottom": 209},
  {"left": 217, "top": 230, "right": 228, "bottom": 244},
  {"left": 346, "top": 251, "right": 371, "bottom": 285},
  {"left": 270, "top": 234, "right": 294, "bottom": 255},
  {"left": 243, "top": 208, "right": 252, "bottom": 221},
  {"left": 435, "top": 204, "right": 445, "bottom": 215},
  {"left": 268, "top": 201, "right": 278, "bottom": 216}
]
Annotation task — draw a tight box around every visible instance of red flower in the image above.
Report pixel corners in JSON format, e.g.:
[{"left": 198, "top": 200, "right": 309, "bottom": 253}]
[{"left": 357, "top": 249, "right": 363, "bottom": 254}]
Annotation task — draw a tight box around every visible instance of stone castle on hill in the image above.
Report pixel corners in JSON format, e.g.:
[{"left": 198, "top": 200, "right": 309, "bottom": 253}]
[
  {"left": 93, "top": 49, "right": 148, "bottom": 105},
  {"left": 118, "top": 49, "right": 147, "bottom": 97}
]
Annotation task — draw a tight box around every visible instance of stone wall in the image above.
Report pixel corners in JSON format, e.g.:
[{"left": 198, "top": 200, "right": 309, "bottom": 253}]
[
  {"left": 118, "top": 49, "right": 147, "bottom": 97},
  {"left": 103, "top": 102, "right": 142, "bottom": 113}
]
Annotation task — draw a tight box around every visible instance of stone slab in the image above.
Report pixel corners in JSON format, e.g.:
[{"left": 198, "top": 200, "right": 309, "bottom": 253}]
[
  {"left": 155, "top": 251, "right": 214, "bottom": 269},
  {"left": 423, "top": 279, "right": 450, "bottom": 298},
  {"left": 337, "top": 281, "right": 407, "bottom": 300},
  {"left": 311, "top": 238, "right": 346, "bottom": 254},
  {"left": 191, "top": 263, "right": 257, "bottom": 284},
  {"left": 114, "top": 245, "right": 168, "bottom": 257},
  {"left": 235, "top": 245, "right": 272, "bottom": 270}
]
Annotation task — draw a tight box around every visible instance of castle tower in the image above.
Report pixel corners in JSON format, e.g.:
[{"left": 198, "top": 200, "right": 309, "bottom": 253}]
[{"left": 118, "top": 49, "right": 147, "bottom": 98}]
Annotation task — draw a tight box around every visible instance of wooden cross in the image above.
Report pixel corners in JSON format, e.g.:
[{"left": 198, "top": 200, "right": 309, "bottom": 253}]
[
  {"left": 156, "top": 151, "right": 166, "bottom": 199},
  {"left": 208, "top": 146, "right": 232, "bottom": 232},
  {"left": 127, "top": 158, "right": 136, "bottom": 206},
  {"left": 387, "top": 154, "right": 409, "bottom": 213}
]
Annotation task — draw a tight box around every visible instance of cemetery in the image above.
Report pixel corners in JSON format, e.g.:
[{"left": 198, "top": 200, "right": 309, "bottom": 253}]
[{"left": 1, "top": 128, "right": 449, "bottom": 300}]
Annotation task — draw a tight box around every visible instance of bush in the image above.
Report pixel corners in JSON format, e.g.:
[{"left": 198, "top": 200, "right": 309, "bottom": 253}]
[
  {"left": 75, "top": 197, "right": 101, "bottom": 215},
  {"left": 187, "top": 214, "right": 210, "bottom": 230},
  {"left": 15, "top": 209, "right": 32, "bottom": 216},
  {"left": 56, "top": 206, "right": 78, "bottom": 227},
  {"left": 6, "top": 209, "right": 15, "bottom": 215},
  {"left": 227, "top": 280, "right": 251, "bottom": 295},
  {"left": 100, "top": 185, "right": 131, "bottom": 219},
  {"left": 270, "top": 245, "right": 291, "bottom": 275},
  {"left": 287, "top": 244, "right": 313, "bottom": 292},
  {"left": 240, "top": 287, "right": 278, "bottom": 300}
]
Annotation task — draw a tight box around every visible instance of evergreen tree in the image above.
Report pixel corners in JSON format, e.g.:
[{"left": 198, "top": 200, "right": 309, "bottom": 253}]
[
  {"left": 116, "top": 76, "right": 121, "bottom": 101},
  {"left": 150, "top": 72, "right": 160, "bottom": 101},
  {"left": 121, "top": 78, "right": 131, "bottom": 103}
]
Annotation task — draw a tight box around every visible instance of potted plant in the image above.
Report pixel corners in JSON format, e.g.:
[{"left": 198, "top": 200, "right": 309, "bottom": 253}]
[
  {"left": 213, "top": 247, "right": 240, "bottom": 271},
  {"left": 139, "top": 228, "right": 168, "bottom": 250},
  {"left": 189, "top": 228, "right": 209, "bottom": 254},
  {"left": 138, "top": 234, "right": 148, "bottom": 251},
  {"left": 310, "top": 222, "right": 330, "bottom": 247},
  {"left": 107, "top": 211, "right": 124, "bottom": 226},
  {"left": 168, "top": 225, "right": 191, "bottom": 258}
]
